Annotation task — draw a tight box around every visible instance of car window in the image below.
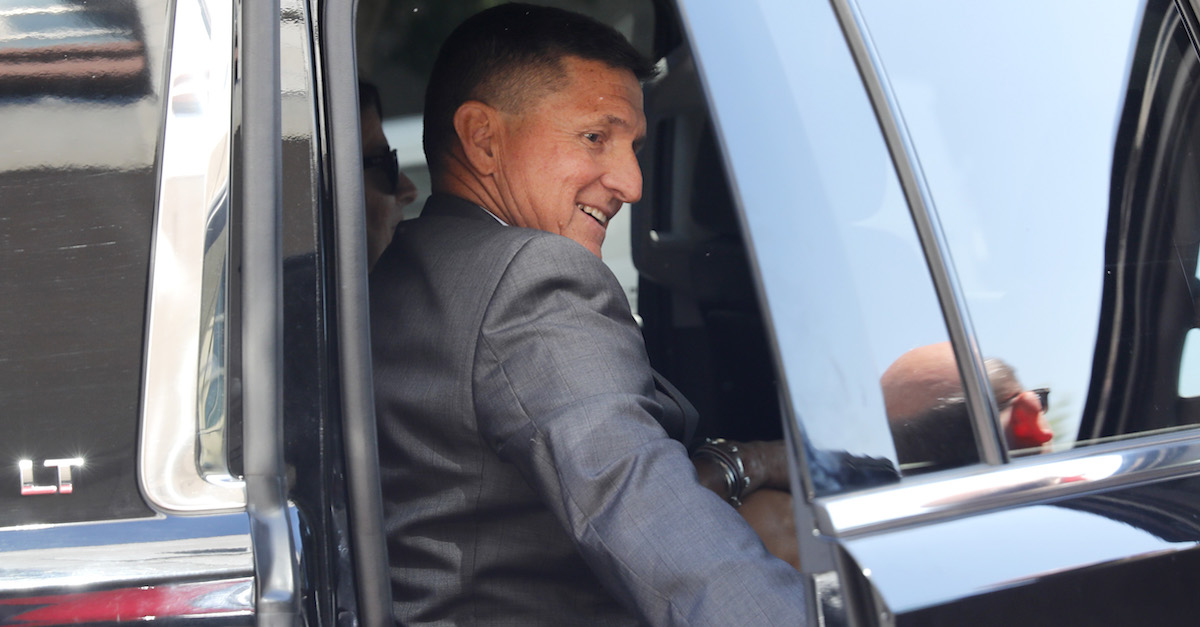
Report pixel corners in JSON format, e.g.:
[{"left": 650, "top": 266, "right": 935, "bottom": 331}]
[
  {"left": 858, "top": 0, "right": 1200, "bottom": 452},
  {"left": 0, "top": 1, "right": 170, "bottom": 526}
]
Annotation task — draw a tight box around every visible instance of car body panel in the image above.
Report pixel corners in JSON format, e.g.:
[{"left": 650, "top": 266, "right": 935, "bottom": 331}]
[
  {"left": 844, "top": 475, "right": 1200, "bottom": 625},
  {"left": 1, "top": 0, "right": 169, "bottom": 529}
]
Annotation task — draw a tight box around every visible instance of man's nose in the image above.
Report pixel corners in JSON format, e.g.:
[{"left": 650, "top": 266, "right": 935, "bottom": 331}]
[
  {"left": 603, "top": 147, "right": 642, "bottom": 204},
  {"left": 395, "top": 171, "right": 418, "bottom": 206}
]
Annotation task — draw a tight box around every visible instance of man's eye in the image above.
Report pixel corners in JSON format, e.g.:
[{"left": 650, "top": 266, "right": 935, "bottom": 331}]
[{"left": 583, "top": 133, "right": 601, "bottom": 143}]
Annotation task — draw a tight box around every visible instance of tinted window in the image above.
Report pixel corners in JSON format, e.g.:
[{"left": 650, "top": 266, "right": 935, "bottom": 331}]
[
  {"left": 859, "top": 0, "right": 1200, "bottom": 452},
  {"left": 0, "top": 1, "right": 169, "bottom": 525},
  {"left": 695, "top": 0, "right": 960, "bottom": 479}
]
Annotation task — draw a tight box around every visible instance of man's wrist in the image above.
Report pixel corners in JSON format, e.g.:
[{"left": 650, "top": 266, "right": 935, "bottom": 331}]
[
  {"left": 692, "top": 438, "right": 751, "bottom": 507},
  {"left": 740, "top": 440, "right": 788, "bottom": 492}
]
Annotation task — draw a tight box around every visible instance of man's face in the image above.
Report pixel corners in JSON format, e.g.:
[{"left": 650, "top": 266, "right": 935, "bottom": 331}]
[
  {"left": 362, "top": 105, "right": 417, "bottom": 268},
  {"left": 998, "top": 388, "right": 1054, "bottom": 452},
  {"left": 491, "top": 56, "right": 646, "bottom": 257}
]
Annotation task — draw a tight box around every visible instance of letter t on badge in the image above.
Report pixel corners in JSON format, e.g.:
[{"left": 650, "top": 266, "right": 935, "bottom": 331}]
[{"left": 19, "top": 458, "right": 84, "bottom": 495}]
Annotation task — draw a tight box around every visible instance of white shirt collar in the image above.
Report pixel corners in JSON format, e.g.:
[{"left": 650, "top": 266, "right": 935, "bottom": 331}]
[{"left": 479, "top": 206, "right": 508, "bottom": 226}]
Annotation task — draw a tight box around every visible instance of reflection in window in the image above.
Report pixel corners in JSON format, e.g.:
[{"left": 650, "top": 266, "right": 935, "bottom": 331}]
[
  {"left": 859, "top": 0, "right": 1200, "bottom": 450},
  {"left": 882, "top": 344, "right": 1054, "bottom": 475},
  {"left": 1182, "top": 330, "right": 1200, "bottom": 399}
]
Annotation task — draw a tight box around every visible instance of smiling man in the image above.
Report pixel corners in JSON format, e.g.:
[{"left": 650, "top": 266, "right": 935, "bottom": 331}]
[
  {"left": 370, "top": 4, "right": 805, "bottom": 625},
  {"left": 436, "top": 52, "right": 642, "bottom": 257}
]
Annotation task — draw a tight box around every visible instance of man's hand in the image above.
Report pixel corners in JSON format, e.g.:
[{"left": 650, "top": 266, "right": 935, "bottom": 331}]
[
  {"left": 738, "top": 440, "right": 790, "bottom": 493},
  {"left": 740, "top": 488, "right": 800, "bottom": 570}
]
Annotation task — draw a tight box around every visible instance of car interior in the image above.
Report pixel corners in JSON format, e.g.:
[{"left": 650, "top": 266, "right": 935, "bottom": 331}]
[
  {"left": 344, "top": 6, "right": 789, "bottom": 619},
  {"left": 354, "top": 0, "right": 785, "bottom": 448}
]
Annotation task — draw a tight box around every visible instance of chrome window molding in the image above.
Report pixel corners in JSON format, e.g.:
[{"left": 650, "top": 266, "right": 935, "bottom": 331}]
[
  {"left": 828, "top": 0, "right": 1008, "bottom": 466},
  {"left": 818, "top": 429, "right": 1200, "bottom": 537},
  {"left": 0, "top": 513, "right": 252, "bottom": 593},
  {"left": 142, "top": 0, "right": 245, "bottom": 513},
  {"left": 239, "top": 0, "right": 302, "bottom": 620}
]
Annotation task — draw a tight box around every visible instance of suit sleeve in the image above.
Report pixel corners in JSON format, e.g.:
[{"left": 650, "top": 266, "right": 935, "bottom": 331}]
[{"left": 473, "top": 234, "right": 806, "bottom": 626}]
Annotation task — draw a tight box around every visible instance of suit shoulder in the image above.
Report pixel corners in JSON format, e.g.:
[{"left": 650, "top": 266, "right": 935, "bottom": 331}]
[
  {"left": 505, "top": 230, "right": 612, "bottom": 279},
  {"left": 395, "top": 214, "right": 544, "bottom": 259}
]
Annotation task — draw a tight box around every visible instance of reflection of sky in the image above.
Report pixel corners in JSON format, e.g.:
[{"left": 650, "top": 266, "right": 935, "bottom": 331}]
[
  {"left": 856, "top": 1, "right": 1146, "bottom": 443},
  {"left": 161, "top": 0, "right": 231, "bottom": 179},
  {"left": 0, "top": 513, "right": 249, "bottom": 551},
  {"left": 1184, "top": 329, "right": 1200, "bottom": 397}
]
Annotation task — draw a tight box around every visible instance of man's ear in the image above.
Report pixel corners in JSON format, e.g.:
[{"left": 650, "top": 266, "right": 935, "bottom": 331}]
[
  {"left": 1008, "top": 392, "right": 1053, "bottom": 448},
  {"left": 452, "top": 101, "right": 499, "bottom": 176}
]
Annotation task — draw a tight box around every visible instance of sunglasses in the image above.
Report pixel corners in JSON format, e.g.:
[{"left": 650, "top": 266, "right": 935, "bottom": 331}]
[
  {"left": 999, "top": 387, "right": 1050, "bottom": 413},
  {"left": 363, "top": 148, "right": 400, "bottom": 194}
]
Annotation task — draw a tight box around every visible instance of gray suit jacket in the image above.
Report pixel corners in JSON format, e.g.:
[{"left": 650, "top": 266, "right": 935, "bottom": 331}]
[{"left": 370, "top": 194, "right": 805, "bottom": 626}]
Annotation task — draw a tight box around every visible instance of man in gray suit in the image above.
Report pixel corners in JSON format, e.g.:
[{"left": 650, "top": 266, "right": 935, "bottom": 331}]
[{"left": 370, "top": 4, "right": 805, "bottom": 625}]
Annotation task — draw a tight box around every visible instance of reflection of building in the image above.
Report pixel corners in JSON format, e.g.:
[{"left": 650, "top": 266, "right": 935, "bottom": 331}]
[{"left": 0, "top": 1, "right": 150, "bottom": 98}]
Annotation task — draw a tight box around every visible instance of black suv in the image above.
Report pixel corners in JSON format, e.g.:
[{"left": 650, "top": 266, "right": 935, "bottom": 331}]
[{"left": 3, "top": 0, "right": 1200, "bottom": 625}]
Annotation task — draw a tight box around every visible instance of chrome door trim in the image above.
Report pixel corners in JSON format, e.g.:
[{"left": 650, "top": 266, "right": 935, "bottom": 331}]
[
  {"left": 0, "top": 513, "right": 252, "bottom": 592},
  {"left": 142, "top": 0, "right": 245, "bottom": 513},
  {"left": 827, "top": 0, "right": 1008, "bottom": 466},
  {"left": 818, "top": 429, "right": 1200, "bottom": 536},
  {"left": 239, "top": 0, "right": 300, "bottom": 622}
]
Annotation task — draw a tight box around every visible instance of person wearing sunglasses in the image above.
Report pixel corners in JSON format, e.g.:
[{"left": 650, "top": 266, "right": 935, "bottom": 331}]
[
  {"left": 882, "top": 341, "right": 1054, "bottom": 475},
  {"left": 359, "top": 80, "right": 418, "bottom": 270}
]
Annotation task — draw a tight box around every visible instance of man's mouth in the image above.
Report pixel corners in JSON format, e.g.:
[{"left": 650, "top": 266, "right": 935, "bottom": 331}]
[{"left": 578, "top": 203, "right": 608, "bottom": 226}]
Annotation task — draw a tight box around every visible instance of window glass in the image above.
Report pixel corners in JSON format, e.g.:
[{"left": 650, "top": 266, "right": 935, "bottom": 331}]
[
  {"left": 0, "top": 1, "right": 170, "bottom": 525},
  {"left": 858, "top": 0, "right": 1200, "bottom": 450},
  {"left": 671, "top": 0, "right": 965, "bottom": 481},
  {"left": 1183, "top": 329, "right": 1200, "bottom": 398}
]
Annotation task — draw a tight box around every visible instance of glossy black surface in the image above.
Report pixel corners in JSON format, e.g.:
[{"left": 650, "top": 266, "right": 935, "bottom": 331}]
[
  {"left": 0, "top": 0, "right": 170, "bottom": 526},
  {"left": 280, "top": 0, "right": 360, "bottom": 623},
  {"left": 855, "top": 475, "right": 1200, "bottom": 626},
  {"left": 1082, "top": 1, "right": 1200, "bottom": 441}
]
